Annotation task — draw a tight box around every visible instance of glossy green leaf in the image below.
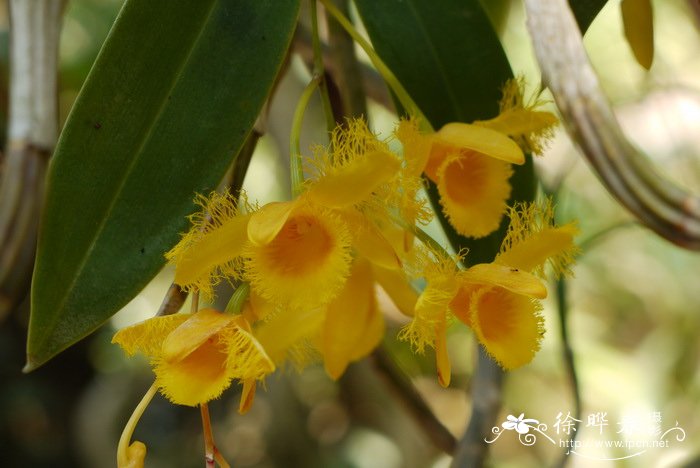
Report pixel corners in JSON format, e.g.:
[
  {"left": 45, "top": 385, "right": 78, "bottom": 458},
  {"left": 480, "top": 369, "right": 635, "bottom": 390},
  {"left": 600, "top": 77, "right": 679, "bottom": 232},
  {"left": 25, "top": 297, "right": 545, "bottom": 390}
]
[
  {"left": 569, "top": 0, "right": 609, "bottom": 33},
  {"left": 26, "top": 0, "right": 299, "bottom": 370}
]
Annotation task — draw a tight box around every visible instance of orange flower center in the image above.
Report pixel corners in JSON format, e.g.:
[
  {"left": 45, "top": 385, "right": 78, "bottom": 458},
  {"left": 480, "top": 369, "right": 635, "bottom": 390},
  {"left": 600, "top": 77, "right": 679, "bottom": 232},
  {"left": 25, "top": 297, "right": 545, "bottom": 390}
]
[
  {"left": 442, "top": 152, "right": 488, "bottom": 204},
  {"left": 264, "top": 215, "right": 333, "bottom": 275}
]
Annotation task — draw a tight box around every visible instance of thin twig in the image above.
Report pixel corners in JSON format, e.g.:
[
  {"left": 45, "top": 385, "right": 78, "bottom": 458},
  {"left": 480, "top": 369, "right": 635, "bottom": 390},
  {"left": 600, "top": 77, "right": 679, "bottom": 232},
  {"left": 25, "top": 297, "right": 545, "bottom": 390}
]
[
  {"left": 372, "top": 346, "right": 457, "bottom": 454},
  {"left": 450, "top": 347, "right": 503, "bottom": 468},
  {"left": 200, "top": 403, "right": 216, "bottom": 468},
  {"left": 554, "top": 277, "right": 579, "bottom": 468}
]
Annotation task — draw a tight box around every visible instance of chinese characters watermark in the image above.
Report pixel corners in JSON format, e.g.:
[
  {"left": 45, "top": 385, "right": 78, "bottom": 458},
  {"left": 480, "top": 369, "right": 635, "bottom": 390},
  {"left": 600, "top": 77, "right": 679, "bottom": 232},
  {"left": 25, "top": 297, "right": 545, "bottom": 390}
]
[{"left": 485, "top": 410, "right": 686, "bottom": 462}]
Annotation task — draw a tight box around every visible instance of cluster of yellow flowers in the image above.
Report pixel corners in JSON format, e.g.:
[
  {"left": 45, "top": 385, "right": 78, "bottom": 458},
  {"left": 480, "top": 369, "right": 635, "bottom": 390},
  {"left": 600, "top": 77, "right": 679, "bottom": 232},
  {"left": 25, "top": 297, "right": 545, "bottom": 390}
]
[{"left": 111, "top": 82, "right": 575, "bottom": 450}]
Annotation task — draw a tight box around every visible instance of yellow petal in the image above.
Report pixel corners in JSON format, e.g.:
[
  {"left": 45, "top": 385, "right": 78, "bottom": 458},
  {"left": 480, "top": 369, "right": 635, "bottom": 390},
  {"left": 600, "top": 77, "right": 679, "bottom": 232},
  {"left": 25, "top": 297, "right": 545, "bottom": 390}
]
[
  {"left": 255, "top": 305, "right": 325, "bottom": 365},
  {"left": 247, "top": 201, "right": 296, "bottom": 246},
  {"left": 478, "top": 108, "right": 559, "bottom": 139},
  {"left": 162, "top": 308, "right": 235, "bottom": 363},
  {"left": 349, "top": 297, "right": 385, "bottom": 362},
  {"left": 436, "top": 152, "right": 513, "bottom": 238},
  {"left": 321, "top": 259, "right": 380, "bottom": 379},
  {"left": 497, "top": 224, "right": 578, "bottom": 276},
  {"left": 621, "top": 0, "right": 654, "bottom": 70},
  {"left": 154, "top": 336, "right": 232, "bottom": 406},
  {"left": 351, "top": 219, "right": 401, "bottom": 270},
  {"left": 373, "top": 265, "right": 418, "bottom": 317},
  {"left": 245, "top": 207, "right": 352, "bottom": 310},
  {"left": 174, "top": 214, "right": 250, "bottom": 288},
  {"left": 307, "top": 150, "right": 401, "bottom": 208},
  {"left": 223, "top": 317, "right": 275, "bottom": 381},
  {"left": 461, "top": 263, "right": 547, "bottom": 299},
  {"left": 435, "top": 317, "right": 451, "bottom": 388},
  {"left": 470, "top": 287, "right": 543, "bottom": 370},
  {"left": 112, "top": 314, "right": 189, "bottom": 357},
  {"left": 238, "top": 379, "right": 257, "bottom": 414},
  {"left": 436, "top": 123, "right": 524, "bottom": 164}
]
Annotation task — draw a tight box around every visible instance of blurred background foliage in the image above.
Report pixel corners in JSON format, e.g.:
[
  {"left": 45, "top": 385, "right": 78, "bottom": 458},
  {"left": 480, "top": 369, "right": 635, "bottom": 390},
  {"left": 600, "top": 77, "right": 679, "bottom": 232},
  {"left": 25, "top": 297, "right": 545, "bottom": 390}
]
[{"left": 1, "top": 0, "right": 700, "bottom": 467}]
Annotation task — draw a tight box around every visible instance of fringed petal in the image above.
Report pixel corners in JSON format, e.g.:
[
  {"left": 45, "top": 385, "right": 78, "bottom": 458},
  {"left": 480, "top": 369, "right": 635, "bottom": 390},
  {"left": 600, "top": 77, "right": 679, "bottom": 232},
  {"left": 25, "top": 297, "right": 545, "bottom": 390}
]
[
  {"left": 498, "top": 224, "right": 579, "bottom": 277},
  {"left": 436, "top": 152, "right": 513, "bottom": 238},
  {"left": 245, "top": 206, "right": 353, "bottom": 310},
  {"left": 499, "top": 200, "right": 579, "bottom": 278},
  {"left": 172, "top": 214, "right": 250, "bottom": 297},
  {"left": 112, "top": 314, "right": 189, "bottom": 357},
  {"left": 166, "top": 191, "right": 250, "bottom": 300},
  {"left": 307, "top": 150, "right": 401, "bottom": 208},
  {"left": 470, "top": 287, "right": 544, "bottom": 370},
  {"left": 223, "top": 317, "right": 275, "bottom": 381}
]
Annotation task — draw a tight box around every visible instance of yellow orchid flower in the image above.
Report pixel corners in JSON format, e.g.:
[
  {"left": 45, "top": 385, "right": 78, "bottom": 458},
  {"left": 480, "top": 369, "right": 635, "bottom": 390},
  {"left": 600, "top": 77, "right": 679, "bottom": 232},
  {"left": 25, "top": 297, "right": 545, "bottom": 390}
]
[
  {"left": 112, "top": 308, "right": 274, "bottom": 407},
  {"left": 396, "top": 118, "right": 523, "bottom": 239},
  {"left": 400, "top": 198, "right": 577, "bottom": 381},
  {"left": 449, "top": 264, "right": 547, "bottom": 371},
  {"left": 451, "top": 200, "right": 579, "bottom": 370},
  {"left": 167, "top": 119, "right": 413, "bottom": 310}
]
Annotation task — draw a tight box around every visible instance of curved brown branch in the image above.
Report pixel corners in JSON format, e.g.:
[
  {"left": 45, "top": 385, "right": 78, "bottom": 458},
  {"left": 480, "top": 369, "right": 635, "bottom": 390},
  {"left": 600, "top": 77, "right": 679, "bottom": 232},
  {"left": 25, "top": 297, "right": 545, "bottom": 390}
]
[{"left": 525, "top": 0, "right": 700, "bottom": 250}]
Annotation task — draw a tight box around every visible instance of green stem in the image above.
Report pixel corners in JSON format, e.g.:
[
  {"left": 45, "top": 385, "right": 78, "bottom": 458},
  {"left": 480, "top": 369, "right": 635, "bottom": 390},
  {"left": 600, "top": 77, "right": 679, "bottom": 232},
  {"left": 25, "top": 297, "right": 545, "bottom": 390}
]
[
  {"left": 290, "top": 76, "right": 322, "bottom": 196},
  {"left": 117, "top": 383, "right": 158, "bottom": 467},
  {"left": 224, "top": 282, "right": 250, "bottom": 315}
]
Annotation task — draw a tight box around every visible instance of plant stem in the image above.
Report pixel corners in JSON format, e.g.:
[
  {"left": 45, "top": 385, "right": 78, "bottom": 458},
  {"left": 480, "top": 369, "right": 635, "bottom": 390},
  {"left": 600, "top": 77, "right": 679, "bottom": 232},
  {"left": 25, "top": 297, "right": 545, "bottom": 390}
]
[
  {"left": 290, "top": 76, "right": 321, "bottom": 196},
  {"left": 117, "top": 383, "right": 158, "bottom": 467},
  {"left": 200, "top": 404, "right": 216, "bottom": 468}
]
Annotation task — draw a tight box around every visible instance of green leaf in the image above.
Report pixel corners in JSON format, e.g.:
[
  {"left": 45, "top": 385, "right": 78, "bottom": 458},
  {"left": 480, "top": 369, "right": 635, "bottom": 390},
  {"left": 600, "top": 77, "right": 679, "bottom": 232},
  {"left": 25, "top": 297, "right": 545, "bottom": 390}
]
[
  {"left": 26, "top": 0, "right": 299, "bottom": 370},
  {"left": 354, "top": 0, "right": 531, "bottom": 265},
  {"left": 569, "top": 0, "right": 609, "bottom": 33}
]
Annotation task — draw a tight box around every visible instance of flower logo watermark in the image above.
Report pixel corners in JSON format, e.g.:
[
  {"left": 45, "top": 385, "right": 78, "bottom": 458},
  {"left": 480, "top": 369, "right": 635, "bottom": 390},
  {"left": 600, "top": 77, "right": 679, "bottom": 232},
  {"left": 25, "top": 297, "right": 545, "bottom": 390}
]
[{"left": 485, "top": 411, "right": 686, "bottom": 462}]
